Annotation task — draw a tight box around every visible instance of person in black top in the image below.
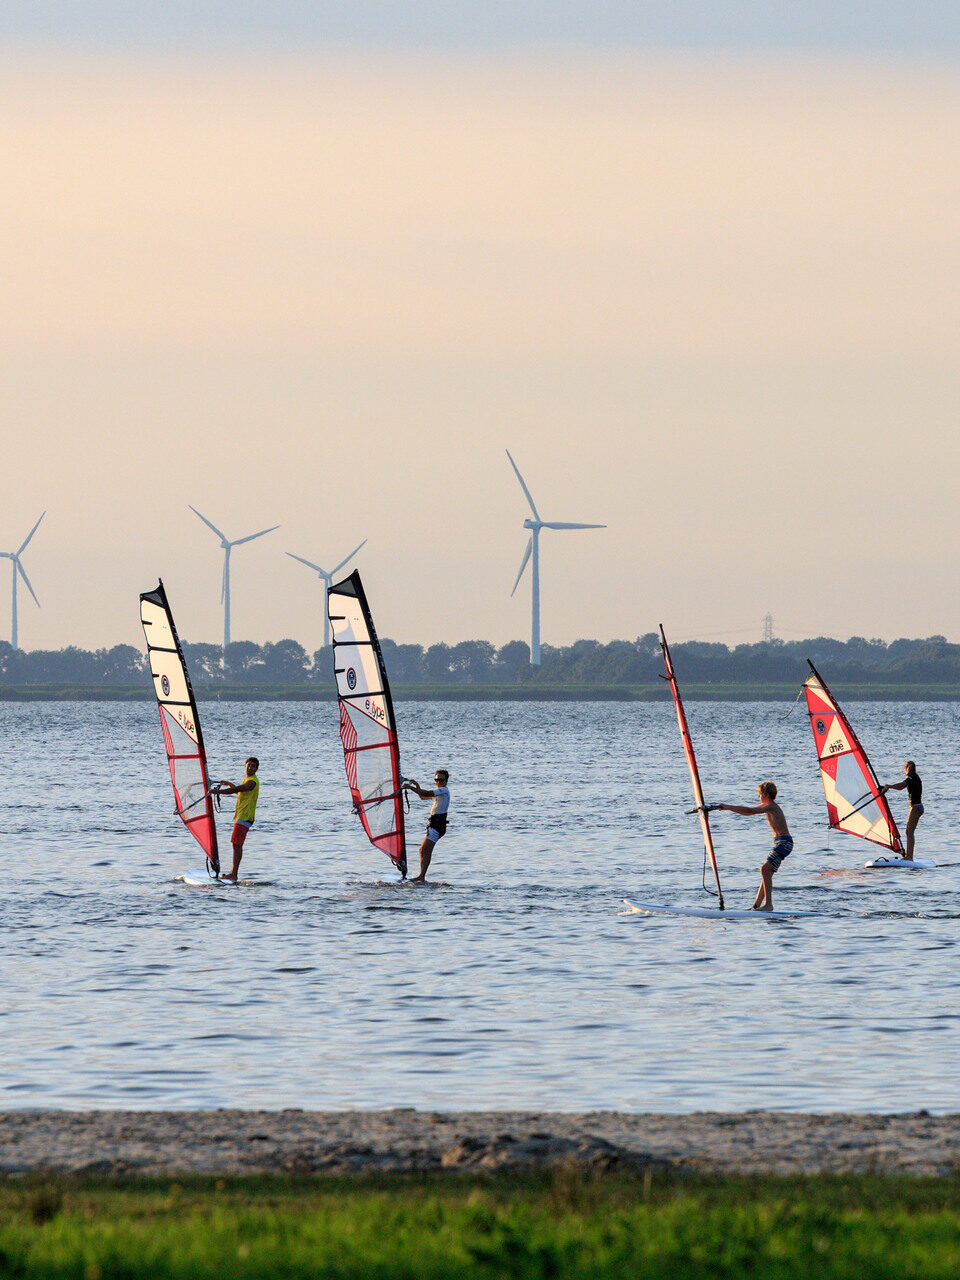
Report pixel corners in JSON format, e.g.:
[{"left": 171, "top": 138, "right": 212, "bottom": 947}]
[{"left": 880, "top": 760, "right": 923, "bottom": 861}]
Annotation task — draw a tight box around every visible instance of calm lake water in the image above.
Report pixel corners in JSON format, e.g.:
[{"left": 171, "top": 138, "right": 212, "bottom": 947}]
[{"left": 2, "top": 698, "right": 958, "bottom": 1113}]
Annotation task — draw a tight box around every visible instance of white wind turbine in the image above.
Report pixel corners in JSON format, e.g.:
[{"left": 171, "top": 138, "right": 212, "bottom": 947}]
[
  {"left": 189, "top": 507, "right": 279, "bottom": 650},
  {"left": 286, "top": 539, "right": 368, "bottom": 649},
  {"left": 1, "top": 512, "right": 45, "bottom": 650},
  {"left": 506, "top": 451, "right": 605, "bottom": 666}
]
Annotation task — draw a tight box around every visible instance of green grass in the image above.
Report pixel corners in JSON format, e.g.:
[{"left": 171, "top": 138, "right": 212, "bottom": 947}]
[{"left": 2, "top": 1171, "right": 960, "bottom": 1278}]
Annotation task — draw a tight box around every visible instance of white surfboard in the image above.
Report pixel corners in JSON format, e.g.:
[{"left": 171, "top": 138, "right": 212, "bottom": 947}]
[
  {"left": 178, "top": 870, "right": 238, "bottom": 888},
  {"left": 623, "top": 898, "right": 822, "bottom": 920},
  {"left": 864, "top": 856, "right": 935, "bottom": 870}
]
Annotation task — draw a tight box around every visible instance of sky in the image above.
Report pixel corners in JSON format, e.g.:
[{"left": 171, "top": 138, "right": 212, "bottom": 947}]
[{"left": 2, "top": 6, "right": 959, "bottom": 652}]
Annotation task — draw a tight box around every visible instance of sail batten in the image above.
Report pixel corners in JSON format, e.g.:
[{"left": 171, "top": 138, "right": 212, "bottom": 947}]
[
  {"left": 803, "top": 661, "right": 902, "bottom": 852},
  {"left": 139, "top": 579, "right": 220, "bottom": 873},
  {"left": 659, "top": 625, "right": 724, "bottom": 908},
  {"left": 327, "top": 571, "right": 407, "bottom": 877}
]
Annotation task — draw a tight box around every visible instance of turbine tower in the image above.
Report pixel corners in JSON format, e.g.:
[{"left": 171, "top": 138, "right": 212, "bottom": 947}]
[
  {"left": 286, "top": 539, "right": 367, "bottom": 649},
  {"left": 189, "top": 507, "right": 279, "bottom": 650},
  {"left": 505, "top": 450, "right": 605, "bottom": 666},
  {"left": 1, "top": 512, "right": 44, "bottom": 650}
]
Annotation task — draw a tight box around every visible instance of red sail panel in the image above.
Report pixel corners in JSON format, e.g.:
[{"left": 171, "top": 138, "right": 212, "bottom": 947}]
[
  {"left": 327, "top": 571, "right": 406, "bottom": 877},
  {"left": 803, "top": 661, "right": 902, "bottom": 852},
  {"left": 140, "top": 581, "right": 220, "bottom": 872},
  {"left": 659, "top": 625, "right": 724, "bottom": 908}
]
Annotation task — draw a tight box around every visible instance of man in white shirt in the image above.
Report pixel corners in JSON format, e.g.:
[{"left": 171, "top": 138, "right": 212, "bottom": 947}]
[{"left": 404, "top": 769, "right": 450, "bottom": 883}]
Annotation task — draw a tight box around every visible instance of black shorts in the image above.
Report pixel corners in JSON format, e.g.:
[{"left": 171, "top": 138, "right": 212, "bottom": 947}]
[{"left": 426, "top": 812, "right": 448, "bottom": 841}]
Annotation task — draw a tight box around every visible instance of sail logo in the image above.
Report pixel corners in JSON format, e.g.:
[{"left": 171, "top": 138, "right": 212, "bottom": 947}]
[
  {"left": 346, "top": 667, "right": 357, "bottom": 690},
  {"left": 161, "top": 675, "right": 170, "bottom": 697},
  {"left": 365, "top": 697, "right": 386, "bottom": 724},
  {"left": 815, "top": 718, "right": 826, "bottom": 736}
]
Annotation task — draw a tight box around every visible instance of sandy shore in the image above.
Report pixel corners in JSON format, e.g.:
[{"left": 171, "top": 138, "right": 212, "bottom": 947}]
[{"left": 1, "top": 1110, "right": 959, "bottom": 1178}]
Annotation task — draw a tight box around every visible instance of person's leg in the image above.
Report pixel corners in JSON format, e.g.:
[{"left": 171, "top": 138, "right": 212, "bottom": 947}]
[
  {"left": 753, "top": 860, "right": 774, "bottom": 910},
  {"left": 904, "top": 807, "right": 921, "bottom": 860},
  {"left": 411, "top": 837, "right": 436, "bottom": 883},
  {"left": 222, "top": 824, "right": 247, "bottom": 880}
]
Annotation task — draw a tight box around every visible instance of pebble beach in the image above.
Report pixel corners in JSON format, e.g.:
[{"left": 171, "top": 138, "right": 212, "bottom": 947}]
[{"left": 3, "top": 1110, "right": 959, "bottom": 1179}]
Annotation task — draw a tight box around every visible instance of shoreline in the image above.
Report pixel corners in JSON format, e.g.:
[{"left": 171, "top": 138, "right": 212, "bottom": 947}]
[
  {"left": 3, "top": 1109, "right": 959, "bottom": 1178},
  {"left": 2, "top": 684, "right": 960, "bottom": 702}
]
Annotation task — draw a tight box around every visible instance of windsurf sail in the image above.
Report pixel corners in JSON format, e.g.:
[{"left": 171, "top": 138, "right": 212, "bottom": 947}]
[
  {"left": 659, "top": 625, "right": 724, "bottom": 908},
  {"left": 803, "top": 660, "right": 902, "bottom": 852},
  {"left": 139, "top": 580, "right": 220, "bottom": 874},
  {"left": 327, "top": 570, "right": 407, "bottom": 877}
]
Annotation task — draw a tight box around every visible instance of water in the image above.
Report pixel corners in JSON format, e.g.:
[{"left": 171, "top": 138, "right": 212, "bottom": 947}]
[{"left": 2, "top": 698, "right": 958, "bottom": 1113}]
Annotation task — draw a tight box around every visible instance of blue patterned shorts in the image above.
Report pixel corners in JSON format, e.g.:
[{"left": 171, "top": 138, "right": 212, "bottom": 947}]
[{"left": 765, "top": 836, "right": 793, "bottom": 872}]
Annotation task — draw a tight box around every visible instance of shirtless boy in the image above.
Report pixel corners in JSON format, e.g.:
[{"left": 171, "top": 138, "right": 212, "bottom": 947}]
[
  {"left": 880, "top": 760, "right": 923, "bottom": 861},
  {"left": 713, "top": 781, "right": 793, "bottom": 911}
]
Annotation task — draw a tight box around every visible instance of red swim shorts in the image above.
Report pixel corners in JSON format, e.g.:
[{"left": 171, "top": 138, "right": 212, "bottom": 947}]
[{"left": 231, "top": 821, "right": 252, "bottom": 847}]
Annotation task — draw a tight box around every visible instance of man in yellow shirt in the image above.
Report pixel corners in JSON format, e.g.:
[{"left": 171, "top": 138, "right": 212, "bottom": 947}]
[{"left": 216, "top": 756, "right": 260, "bottom": 882}]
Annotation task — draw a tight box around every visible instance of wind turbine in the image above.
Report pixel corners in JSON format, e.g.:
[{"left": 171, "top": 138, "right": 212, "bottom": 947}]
[
  {"left": 189, "top": 507, "right": 279, "bottom": 650},
  {"left": 286, "top": 539, "right": 367, "bottom": 649},
  {"left": 506, "top": 451, "right": 605, "bottom": 666},
  {"left": 1, "top": 512, "right": 44, "bottom": 650}
]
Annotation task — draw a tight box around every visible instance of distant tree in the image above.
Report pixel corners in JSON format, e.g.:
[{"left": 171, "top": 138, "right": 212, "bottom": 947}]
[
  {"left": 493, "top": 640, "right": 530, "bottom": 680},
  {"left": 449, "top": 641, "right": 495, "bottom": 683},
  {"left": 379, "top": 640, "right": 425, "bottom": 684},
  {"left": 422, "top": 643, "right": 452, "bottom": 682},
  {"left": 97, "top": 645, "right": 146, "bottom": 683},
  {"left": 181, "top": 642, "right": 223, "bottom": 683},
  {"left": 225, "top": 641, "right": 262, "bottom": 683},
  {"left": 260, "top": 639, "right": 309, "bottom": 683}
]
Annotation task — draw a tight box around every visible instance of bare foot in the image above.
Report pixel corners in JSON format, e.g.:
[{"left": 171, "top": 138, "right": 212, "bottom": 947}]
[
  {"left": 410, "top": 875, "right": 426, "bottom": 884},
  {"left": 752, "top": 903, "right": 772, "bottom": 911},
  {"left": 221, "top": 873, "right": 238, "bottom": 882}
]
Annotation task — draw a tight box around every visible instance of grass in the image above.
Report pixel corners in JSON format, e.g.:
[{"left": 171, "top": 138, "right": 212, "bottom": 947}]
[{"left": 1, "top": 1170, "right": 960, "bottom": 1278}]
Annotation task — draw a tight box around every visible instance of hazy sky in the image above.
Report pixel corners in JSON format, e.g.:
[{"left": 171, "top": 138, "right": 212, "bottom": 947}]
[{"left": 2, "top": 9, "right": 959, "bottom": 652}]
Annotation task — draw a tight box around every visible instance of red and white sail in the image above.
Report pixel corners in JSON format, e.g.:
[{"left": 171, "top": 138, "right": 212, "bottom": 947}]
[
  {"left": 660, "top": 625, "right": 724, "bottom": 908},
  {"left": 140, "top": 580, "right": 220, "bottom": 872},
  {"left": 803, "top": 661, "right": 902, "bottom": 852},
  {"left": 327, "top": 571, "right": 407, "bottom": 877}
]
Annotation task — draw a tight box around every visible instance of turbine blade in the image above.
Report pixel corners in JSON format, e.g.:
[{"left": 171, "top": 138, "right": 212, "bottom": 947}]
[
  {"left": 231, "top": 524, "right": 280, "bottom": 547},
  {"left": 220, "top": 558, "right": 227, "bottom": 604},
  {"left": 189, "top": 506, "right": 227, "bottom": 541},
  {"left": 16, "top": 559, "right": 40, "bottom": 608},
  {"left": 510, "top": 537, "right": 533, "bottom": 596},
  {"left": 330, "top": 538, "right": 367, "bottom": 576},
  {"left": 505, "top": 450, "right": 540, "bottom": 520},
  {"left": 541, "top": 522, "right": 607, "bottom": 530},
  {"left": 286, "top": 551, "right": 326, "bottom": 574},
  {"left": 17, "top": 511, "right": 45, "bottom": 556}
]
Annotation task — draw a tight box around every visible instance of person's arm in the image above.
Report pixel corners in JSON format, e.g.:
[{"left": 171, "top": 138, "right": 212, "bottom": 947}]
[
  {"left": 405, "top": 780, "right": 435, "bottom": 800},
  {"left": 217, "top": 778, "right": 256, "bottom": 795},
  {"left": 880, "top": 779, "right": 907, "bottom": 793},
  {"left": 715, "top": 802, "right": 770, "bottom": 816}
]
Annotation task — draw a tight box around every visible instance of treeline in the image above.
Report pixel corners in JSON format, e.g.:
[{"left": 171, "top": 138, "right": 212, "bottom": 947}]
[{"left": 2, "top": 634, "right": 960, "bottom": 687}]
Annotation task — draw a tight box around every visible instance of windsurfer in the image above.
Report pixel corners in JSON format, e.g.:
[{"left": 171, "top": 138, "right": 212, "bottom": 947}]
[
  {"left": 880, "top": 761, "right": 922, "bottom": 861},
  {"left": 404, "top": 770, "right": 450, "bottom": 883},
  {"left": 216, "top": 757, "right": 260, "bottom": 882},
  {"left": 714, "top": 781, "right": 793, "bottom": 911}
]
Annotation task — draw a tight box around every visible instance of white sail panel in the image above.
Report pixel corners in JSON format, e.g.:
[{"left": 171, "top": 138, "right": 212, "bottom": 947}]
[{"left": 328, "top": 571, "right": 406, "bottom": 876}]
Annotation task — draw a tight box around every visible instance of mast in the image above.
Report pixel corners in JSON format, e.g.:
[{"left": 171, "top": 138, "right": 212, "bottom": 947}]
[{"left": 659, "top": 625, "right": 724, "bottom": 908}]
